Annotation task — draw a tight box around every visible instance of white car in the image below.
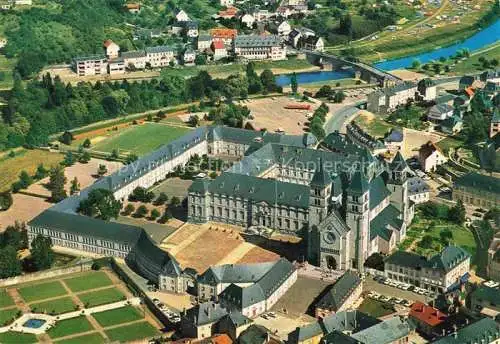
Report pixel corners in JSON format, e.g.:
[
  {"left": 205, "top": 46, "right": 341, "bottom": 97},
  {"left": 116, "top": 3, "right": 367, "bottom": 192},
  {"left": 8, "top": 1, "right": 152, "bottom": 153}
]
[
  {"left": 380, "top": 295, "right": 391, "bottom": 302},
  {"left": 484, "top": 280, "right": 500, "bottom": 288},
  {"left": 394, "top": 298, "right": 404, "bottom": 304},
  {"left": 152, "top": 298, "right": 160, "bottom": 305}
]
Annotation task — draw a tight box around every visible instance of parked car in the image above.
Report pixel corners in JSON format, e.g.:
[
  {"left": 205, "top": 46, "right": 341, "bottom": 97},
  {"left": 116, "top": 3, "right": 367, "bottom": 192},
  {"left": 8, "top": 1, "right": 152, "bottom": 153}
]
[
  {"left": 484, "top": 280, "right": 500, "bottom": 288},
  {"left": 267, "top": 312, "right": 277, "bottom": 318},
  {"left": 380, "top": 295, "right": 391, "bottom": 302},
  {"left": 152, "top": 298, "right": 160, "bottom": 305},
  {"left": 403, "top": 300, "right": 413, "bottom": 307}
]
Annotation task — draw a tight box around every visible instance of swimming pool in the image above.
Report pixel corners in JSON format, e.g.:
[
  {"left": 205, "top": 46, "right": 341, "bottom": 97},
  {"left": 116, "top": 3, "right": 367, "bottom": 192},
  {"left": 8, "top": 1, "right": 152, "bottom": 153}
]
[{"left": 23, "top": 318, "right": 46, "bottom": 329}]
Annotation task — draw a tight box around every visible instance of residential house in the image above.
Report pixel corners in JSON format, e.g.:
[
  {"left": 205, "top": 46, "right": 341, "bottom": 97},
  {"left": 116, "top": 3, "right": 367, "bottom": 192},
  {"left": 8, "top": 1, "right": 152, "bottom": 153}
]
[
  {"left": 197, "top": 34, "right": 212, "bottom": 51},
  {"left": 277, "top": 21, "right": 291, "bottom": 37},
  {"left": 314, "top": 271, "right": 362, "bottom": 318},
  {"left": 384, "top": 246, "right": 471, "bottom": 292},
  {"left": 107, "top": 57, "right": 125, "bottom": 75},
  {"left": 217, "top": 313, "right": 253, "bottom": 341},
  {"left": 184, "top": 21, "right": 199, "bottom": 38},
  {"left": 241, "top": 14, "right": 255, "bottom": 28},
  {"left": 211, "top": 41, "right": 227, "bottom": 61},
  {"left": 452, "top": 172, "right": 500, "bottom": 209},
  {"left": 210, "top": 28, "right": 238, "bottom": 47},
  {"left": 432, "top": 318, "right": 500, "bottom": 344},
  {"left": 453, "top": 95, "right": 471, "bottom": 113},
  {"left": 491, "top": 109, "right": 500, "bottom": 138},
  {"left": 233, "top": 35, "right": 286, "bottom": 61},
  {"left": 125, "top": 3, "right": 141, "bottom": 13},
  {"left": 427, "top": 103, "right": 454, "bottom": 122},
  {"left": 220, "top": 0, "right": 234, "bottom": 6},
  {"left": 72, "top": 55, "right": 108, "bottom": 76},
  {"left": 181, "top": 301, "right": 228, "bottom": 339},
  {"left": 481, "top": 69, "right": 500, "bottom": 82},
  {"left": 367, "top": 82, "right": 417, "bottom": 113},
  {"left": 350, "top": 316, "right": 413, "bottom": 344},
  {"left": 409, "top": 301, "right": 448, "bottom": 337},
  {"left": 417, "top": 78, "right": 437, "bottom": 101},
  {"left": 418, "top": 141, "right": 447, "bottom": 173},
  {"left": 459, "top": 75, "right": 476, "bottom": 90},
  {"left": 103, "top": 39, "right": 120, "bottom": 59},
  {"left": 470, "top": 285, "right": 500, "bottom": 317},
  {"left": 145, "top": 45, "right": 175, "bottom": 67},
  {"left": 217, "top": 6, "right": 238, "bottom": 19},
  {"left": 175, "top": 9, "right": 190, "bottom": 22},
  {"left": 183, "top": 49, "right": 196, "bottom": 65},
  {"left": 122, "top": 50, "right": 147, "bottom": 70},
  {"left": 484, "top": 81, "right": 500, "bottom": 97},
  {"left": 440, "top": 115, "right": 463, "bottom": 135},
  {"left": 384, "top": 129, "right": 404, "bottom": 151},
  {"left": 277, "top": 6, "right": 292, "bottom": 18},
  {"left": 288, "top": 29, "right": 302, "bottom": 48},
  {"left": 407, "top": 176, "right": 430, "bottom": 205},
  {"left": 302, "top": 36, "right": 324, "bottom": 52}
]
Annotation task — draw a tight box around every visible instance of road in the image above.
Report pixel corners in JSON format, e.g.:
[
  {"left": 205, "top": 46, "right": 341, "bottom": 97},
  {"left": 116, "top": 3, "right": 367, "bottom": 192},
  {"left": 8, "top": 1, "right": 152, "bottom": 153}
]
[{"left": 324, "top": 104, "right": 360, "bottom": 134}]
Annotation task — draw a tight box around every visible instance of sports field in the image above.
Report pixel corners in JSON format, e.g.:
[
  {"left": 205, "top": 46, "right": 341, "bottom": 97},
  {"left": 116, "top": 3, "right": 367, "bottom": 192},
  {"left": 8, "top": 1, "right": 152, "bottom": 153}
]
[{"left": 91, "top": 122, "right": 191, "bottom": 156}]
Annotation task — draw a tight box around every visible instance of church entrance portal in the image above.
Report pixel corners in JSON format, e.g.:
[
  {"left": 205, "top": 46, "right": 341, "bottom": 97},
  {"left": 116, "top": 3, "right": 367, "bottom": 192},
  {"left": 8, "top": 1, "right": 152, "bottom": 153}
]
[{"left": 325, "top": 255, "right": 337, "bottom": 270}]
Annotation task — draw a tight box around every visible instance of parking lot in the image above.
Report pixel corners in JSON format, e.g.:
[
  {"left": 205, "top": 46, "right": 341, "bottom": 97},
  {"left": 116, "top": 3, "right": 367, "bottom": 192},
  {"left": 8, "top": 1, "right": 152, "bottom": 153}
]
[
  {"left": 253, "top": 311, "right": 310, "bottom": 340},
  {"left": 365, "top": 276, "right": 428, "bottom": 303}
]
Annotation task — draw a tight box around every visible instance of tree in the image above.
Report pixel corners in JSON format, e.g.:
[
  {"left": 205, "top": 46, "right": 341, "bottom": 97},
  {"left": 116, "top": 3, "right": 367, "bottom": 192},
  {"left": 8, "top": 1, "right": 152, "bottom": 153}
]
[
  {"left": 110, "top": 149, "right": 119, "bottom": 160},
  {"left": 290, "top": 73, "right": 298, "bottom": 94},
  {"left": 125, "top": 154, "right": 138, "bottom": 164},
  {"left": 82, "top": 138, "right": 91, "bottom": 148},
  {"left": 188, "top": 115, "right": 200, "bottom": 127},
  {"left": 0, "top": 246, "right": 22, "bottom": 279},
  {"left": 78, "top": 188, "right": 122, "bottom": 221},
  {"left": 194, "top": 54, "right": 207, "bottom": 65},
  {"left": 333, "top": 91, "right": 346, "bottom": 103},
  {"left": 59, "top": 131, "right": 74, "bottom": 145},
  {"left": 128, "top": 187, "right": 155, "bottom": 203},
  {"left": 154, "top": 192, "right": 168, "bottom": 206},
  {"left": 18, "top": 170, "right": 33, "bottom": 189},
  {"left": 134, "top": 205, "right": 148, "bottom": 218},
  {"left": 97, "top": 164, "right": 108, "bottom": 176},
  {"left": 419, "top": 235, "right": 433, "bottom": 249},
  {"left": 439, "top": 229, "right": 453, "bottom": 246},
  {"left": 70, "top": 177, "right": 80, "bottom": 195},
  {"left": 150, "top": 208, "right": 161, "bottom": 220},
  {"left": 63, "top": 151, "right": 76, "bottom": 166},
  {"left": 0, "top": 191, "right": 13, "bottom": 211},
  {"left": 170, "top": 196, "right": 181, "bottom": 207},
  {"left": 123, "top": 203, "right": 135, "bottom": 216},
  {"left": 48, "top": 166, "right": 67, "bottom": 203},
  {"left": 34, "top": 163, "right": 48, "bottom": 180},
  {"left": 260, "top": 69, "right": 277, "bottom": 93},
  {"left": 339, "top": 14, "right": 353, "bottom": 38},
  {"left": 0, "top": 222, "right": 28, "bottom": 250},
  {"left": 411, "top": 59, "right": 421, "bottom": 69},
  {"left": 364, "top": 252, "right": 385, "bottom": 271},
  {"left": 448, "top": 199, "right": 466, "bottom": 225},
  {"left": 79, "top": 151, "right": 91, "bottom": 164},
  {"left": 30, "top": 235, "right": 54, "bottom": 271}
]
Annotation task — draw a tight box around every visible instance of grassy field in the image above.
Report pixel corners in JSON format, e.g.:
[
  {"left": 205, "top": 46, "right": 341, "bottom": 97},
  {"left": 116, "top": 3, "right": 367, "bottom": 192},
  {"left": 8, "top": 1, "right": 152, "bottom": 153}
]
[
  {"left": 0, "top": 149, "right": 63, "bottom": 191},
  {"left": 0, "top": 308, "right": 19, "bottom": 326},
  {"left": 30, "top": 296, "right": 77, "bottom": 315},
  {"left": 358, "top": 298, "right": 396, "bottom": 318},
  {"left": 0, "top": 55, "right": 16, "bottom": 90},
  {"left": 104, "top": 321, "right": 159, "bottom": 342},
  {"left": 47, "top": 316, "right": 94, "bottom": 339},
  {"left": 92, "top": 305, "right": 144, "bottom": 327},
  {"left": 452, "top": 44, "right": 500, "bottom": 74},
  {"left": 56, "top": 333, "right": 105, "bottom": 344},
  {"left": 0, "top": 289, "right": 14, "bottom": 307},
  {"left": 354, "top": 113, "right": 394, "bottom": 138},
  {"left": 91, "top": 123, "right": 191, "bottom": 156},
  {"left": 436, "top": 137, "right": 464, "bottom": 154},
  {"left": 64, "top": 271, "right": 113, "bottom": 293},
  {"left": 0, "top": 331, "right": 37, "bottom": 344},
  {"left": 18, "top": 280, "right": 67, "bottom": 302},
  {"left": 78, "top": 288, "right": 126, "bottom": 308}
]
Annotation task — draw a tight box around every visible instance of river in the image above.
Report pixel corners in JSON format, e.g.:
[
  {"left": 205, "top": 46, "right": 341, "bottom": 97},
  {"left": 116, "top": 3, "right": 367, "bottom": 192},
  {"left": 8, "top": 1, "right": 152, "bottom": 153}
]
[{"left": 276, "top": 19, "right": 500, "bottom": 86}]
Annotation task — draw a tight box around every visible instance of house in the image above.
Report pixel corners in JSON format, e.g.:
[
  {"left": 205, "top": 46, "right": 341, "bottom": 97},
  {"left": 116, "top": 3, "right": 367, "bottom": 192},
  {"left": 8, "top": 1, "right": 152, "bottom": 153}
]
[
  {"left": 367, "top": 82, "right": 417, "bottom": 113},
  {"left": 350, "top": 316, "right": 413, "bottom": 344},
  {"left": 181, "top": 301, "right": 228, "bottom": 339},
  {"left": 241, "top": 14, "right": 255, "bottom": 28},
  {"left": 175, "top": 9, "right": 190, "bottom": 22},
  {"left": 407, "top": 176, "right": 430, "bottom": 204},
  {"left": 220, "top": 0, "right": 234, "bottom": 6},
  {"left": 384, "top": 246, "right": 471, "bottom": 292},
  {"left": 301, "top": 36, "right": 324, "bottom": 52},
  {"left": 197, "top": 35, "right": 212, "bottom": 51},
  {"left": 103, "top": 39, "right": 120, "bottom": 59},
  {"left": 217, "top": 6, "right": 239, "bottom": 19},
  {"left": 314, "top": 271, "right": 362, "bottom": 318},
  {"left": 417, "top": 78, "right": 437, "bottom": 101},
  {"left": 277, "top": 6, "right": 292, "bottom": 18},
  {"left": 288, "top": 27, "right": 315, "bottom": 48},
  {"left": 218, "top": 313, "right": 253, "bottom": 341},
  {"left": 470, "top": 285, "right": 500, "bottom": 317},
  {"left": 72, "top": 55, "right": 108, "bottom": 76},
  {"left": 491, "top": 110, "right": 500, "bottom": 138},
  {"left": 233, "top": 35, "right": 286, "bottom": 61},
  {"left": 418, "top": 141, "right": 447, "bottom": 172},
  {"left": 440, "top": 115, "right": 463, "bottom": 135},
  {"left": 211, "top": 41, "right": 227, "bottom": 61},
  {"left": 122, "top": 50, "right": 147, "bottom": 70},
  {"left": 145, "top": 45, "right": 175, "bottom": 67},
  {"left": 432, "top": 318, "right": 500, "bottom": 344},
  {"left": 184, "top": 21, "right": 199, "bottom": 38},
  {"left": 125, "top": 3, "right": 141, "bottom": 13},
  {"left": 409, "top": 301, "right": 448, "bottom": 337},
  {"left": 183, "top": 49, "right": 196, "bottom": 65},
  {"left": 478, "top": 133, "right": 500, "bottom": 173},
  {"left": 384, "top": 129, "right": 404, "bottom": 151},
  {"left": 107, "top": 58, "right": 125, "bottom": 75},
  {"left": 427, "top": 104, "right": 454, "bottom": 122},
  {"left": 277, "top": 21, "right": 291, "bottom": 37},
  {"left": 210, "top": 28, "right": 238, "bottom": 47},
  {"left": 459, "top": 75, "right": 476, "bottom": 90},
  {"left": 452, "top": 172, "right": 500, "bottom": 209},
  {"left": 239, "top": 325, "right": 280, "bottom": 344}
]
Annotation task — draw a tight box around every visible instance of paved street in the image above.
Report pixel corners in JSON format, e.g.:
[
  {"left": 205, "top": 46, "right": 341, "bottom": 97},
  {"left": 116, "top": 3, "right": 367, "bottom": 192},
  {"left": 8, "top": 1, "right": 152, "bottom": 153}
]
[
  {"left": 324, "top": 104, "right": 360, "bottom": 134},
  {"left": 364, "top": 276, "right": 427, "bottom": 303}
]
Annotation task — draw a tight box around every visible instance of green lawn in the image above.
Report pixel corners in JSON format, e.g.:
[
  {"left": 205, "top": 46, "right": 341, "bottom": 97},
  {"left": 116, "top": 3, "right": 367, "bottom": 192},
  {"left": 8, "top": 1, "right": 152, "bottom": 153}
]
[
  {"left": 18, "top": 280, "right": 67, "bottom": 302},
  {"left": 0, "top": 289, "right": 14, "bottom": 308},
  {"left": 358, "top": 298, "right": 396, "bottom": 318},
  {"left": 92, "top": 305, "right": 144, "bottom": 327},
  {"left": 47, "top": 316, "right": 94, "bottom": 339},
  {"left": 0, "top": 332, "right": 38, "bottom": 344},
  {"left": 30, "top": 296, "right": 77, "bottom": 315},
  {"left": 64, "top": 271, "right": 113, "bottom": 293},
  {"left": 77, "top": 288, "right": 126, "bottom": 308},
  {"left": 435, "top": 137, "right": 464, "bottom": 154},
  {"left": 104, "top": 321, "right": 159, "bottom": 342},
  {"left": 57, "top": 333, "right": 105, "bottom": 344},
  {"left": 0, "top": 308, "right": 19, "bottom": 326},
  {"left": 91, "top": 123, "right": 191, "bottom": 156},
  {"left": 354, "top": 114, "right": 393, "bottom": 138},
  {"left": 448, "top": 44, "right": 500, "bottom": 75}
]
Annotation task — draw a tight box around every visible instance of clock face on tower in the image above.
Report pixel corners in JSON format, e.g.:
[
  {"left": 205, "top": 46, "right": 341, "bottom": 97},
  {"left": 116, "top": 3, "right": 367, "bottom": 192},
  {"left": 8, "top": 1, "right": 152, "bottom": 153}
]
[{"left": 323, "top": 231, "right": 336, "bottom": 244}]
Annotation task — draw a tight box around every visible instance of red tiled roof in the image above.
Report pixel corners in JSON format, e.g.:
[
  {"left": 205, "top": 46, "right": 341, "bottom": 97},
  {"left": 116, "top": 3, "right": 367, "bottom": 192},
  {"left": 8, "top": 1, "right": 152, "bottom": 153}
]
[
  {"left": 409, "top": 301, "right": 447, "bottom": 327},
  {"left": 125, "top": 3, "right": 140, "bottom": 9},
  {"left": 210, "top": 28, "right": 238, "bottom": 39},
  {"left": 465, "top": 87, "right": 475, "bottom": 98},
  {"left": 210, "top": 334, "right": 233, "bottom": 344},
  {"left": 212, "top": 41, "right": 225, "bottom": 50},
  {"left": 103, "top": 39, "right": 115, "bottom": 47}
]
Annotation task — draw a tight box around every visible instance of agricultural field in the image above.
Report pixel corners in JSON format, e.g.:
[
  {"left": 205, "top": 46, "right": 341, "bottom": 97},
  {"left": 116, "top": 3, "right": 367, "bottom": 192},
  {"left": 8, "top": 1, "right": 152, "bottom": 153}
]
[
  {"left": 64, "top": 271, "right": 113, "bottom": 293},
  {"left": 90, "top": 122, "right": 191, "bottom": 157}
]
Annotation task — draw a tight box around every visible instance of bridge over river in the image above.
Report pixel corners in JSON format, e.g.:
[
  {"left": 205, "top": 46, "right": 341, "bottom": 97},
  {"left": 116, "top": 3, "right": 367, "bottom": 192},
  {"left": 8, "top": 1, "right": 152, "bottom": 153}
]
[{"left": 305, "top": 51, "right": 402, "bottom": 87}]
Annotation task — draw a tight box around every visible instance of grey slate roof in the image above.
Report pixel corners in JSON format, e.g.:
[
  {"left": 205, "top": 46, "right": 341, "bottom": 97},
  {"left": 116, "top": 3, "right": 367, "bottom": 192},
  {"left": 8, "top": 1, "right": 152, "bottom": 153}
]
[
  {"left": 198, "top": 260, "right": 277, "bottom": 285},
  {"left": 73, "top": 54, "right": 107, "bottom": 62},
  {"left": 239, "top": 325, "right": 273, "bottom": 344},
  {"left": 370, "top": 204, "right": 403, "bottom": 241},
  {"left": 432, "top": 317, "right": 500, "bottom": 344},
  {"left": 315, "top": 271, "right": 361, "bottom": 312},
  {"left": 145, "top": 45, "right": 174, "bottom": 54},
  {"left": 184, "top": 301, "right": 228, "bottom": 326},
  {"left": 369, "top": 176, "right": 391, "bottom": 210},
  {"left": 348, "top": 172, "right": 369, "bottom": 194},
  {"left": 385, "top": 246, "right": 470, "bottom": 272},
  {"left": 122, "top": 50, "right": 146, "bottom": 59},
  {"left": 234, "top": 35, "right": 281, "bottom": 48},
  {"left": 407, "top": 176, "right": 429, "bottom": 195},
  {"left": 322, "top": 310, "right": 380, "bottom": 334},
  {"left": 311, "top": 159, "right": 333, "bottom": 187},
  {"left": 454, "top": 172, "right": 500, "bottom": 194},
  {"left": 288, "top": 321, "right": 324, "bottom": 343},
  {"left": 351, "top": 316, "right": 412, "bottom": 344}
]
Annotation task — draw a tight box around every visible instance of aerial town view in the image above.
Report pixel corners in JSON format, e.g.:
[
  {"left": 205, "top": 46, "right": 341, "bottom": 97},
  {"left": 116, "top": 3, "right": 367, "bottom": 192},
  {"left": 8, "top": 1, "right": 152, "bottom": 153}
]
[{"left": 0, "top": 0, "right": 498, "bottom": 343}]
